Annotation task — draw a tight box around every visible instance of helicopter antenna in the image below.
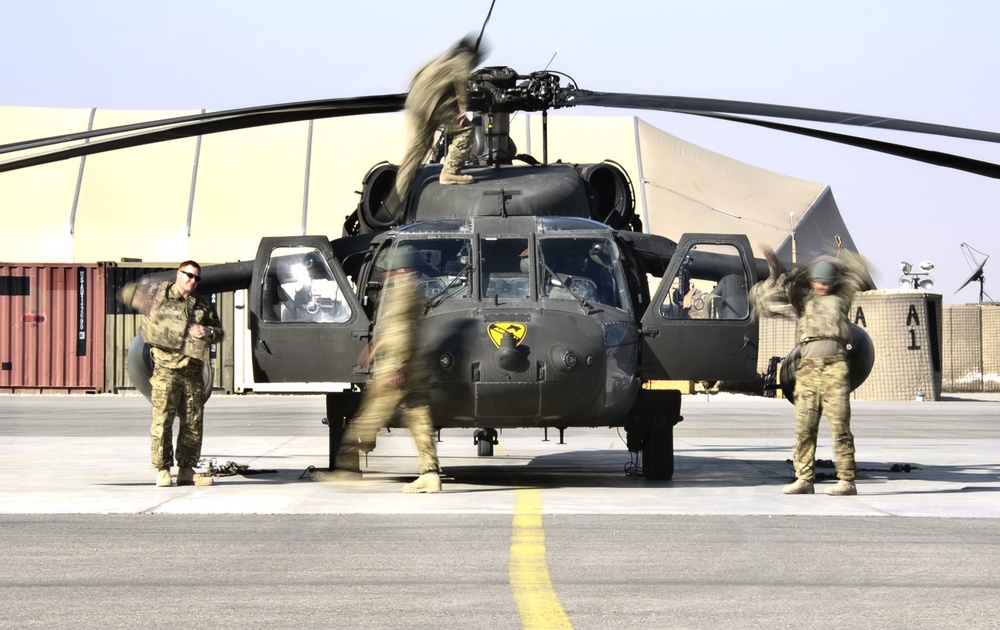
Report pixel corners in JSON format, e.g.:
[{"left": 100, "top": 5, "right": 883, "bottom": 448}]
[
  {"left": 474, "top": 0, "right": 496, "bottom": 56},
  {"left": 543, "top": 48, "right": 560, "bottom": 71}
]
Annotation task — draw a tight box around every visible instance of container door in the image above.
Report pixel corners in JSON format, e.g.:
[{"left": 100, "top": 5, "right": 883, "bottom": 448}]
[
  {"left": 640, "top": 234, "right": 759, "bottom": 382},
  {"left": 249, "top": 236, "right": 370, "bottom": 384}
]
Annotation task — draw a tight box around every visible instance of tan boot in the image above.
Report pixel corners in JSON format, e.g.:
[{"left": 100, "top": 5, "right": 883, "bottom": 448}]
[
  {"left": 825, "top": 480, "right": 857, "bottom": 496},
  {"left": 440, "top": 171, "right": 473, "bottom": 185},
  {"left": 782, "top": 479, "right": 815, "bottom": 494},
  {"left": 177, "top": 467, "right": 214, "bottom": 487},
  {"left": 402, "top": 472, "right": 441, "bottom": 494},
  {"left": 155, "top": 468, "right": 172, "bottom": 487}
]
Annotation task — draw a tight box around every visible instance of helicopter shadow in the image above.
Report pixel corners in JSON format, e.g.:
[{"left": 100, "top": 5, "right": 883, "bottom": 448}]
[
  {"left": 127, "top": 446, "right": 1000, "bottom": 495},
  {"left": 438, "top": 449, "right": 1000, "bottom": 493},
  {"left": 430, "top": 447, "right": 795, "bottom": 490}
]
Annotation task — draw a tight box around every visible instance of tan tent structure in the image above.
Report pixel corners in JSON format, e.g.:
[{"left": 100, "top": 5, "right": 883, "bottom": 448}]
[{"left": 1, "top": 105, "right": 856, "bottom": 266}]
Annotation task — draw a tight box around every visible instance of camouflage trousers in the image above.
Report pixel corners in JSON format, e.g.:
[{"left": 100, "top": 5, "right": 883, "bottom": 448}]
[
  {"left": 395, "top": 114, "right": 472, "bottom": 203},
  {"left": 150, "top": 362, "right": 205, "bottom": 469},
  {"left": 339, "top": 376, "right": 439, "bottom": 475},
  {"left": 791, "top": 356, "right": 856, "bottom": 482},
  {"left": 441, "top": 123, "right": 472, "bottom": 175}
]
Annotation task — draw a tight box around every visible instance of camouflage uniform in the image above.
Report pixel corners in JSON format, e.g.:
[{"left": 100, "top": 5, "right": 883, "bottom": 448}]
[
  {"left": 119, "top": 281, "right": 223, "bottom": 470},
  {"left": 751, "top": 251, "right": 872, "bottom": 483},
  {"left": 338, "top": 270, "right": 439, "bottom": 475},
  {"left": 393, "top": 44, "right": 478, "bottom": 206}
]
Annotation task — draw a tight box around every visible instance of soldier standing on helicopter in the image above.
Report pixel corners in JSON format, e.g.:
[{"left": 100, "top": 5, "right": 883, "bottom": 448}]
[
  {"left": 317, "top": 245, "right": 442, "bottom": 493},
  {"left": 392, "top": 36, "right": 484, "bottom": 215},
  {"left": 751, "top": 247, "right": 873, "bottom": 496}
]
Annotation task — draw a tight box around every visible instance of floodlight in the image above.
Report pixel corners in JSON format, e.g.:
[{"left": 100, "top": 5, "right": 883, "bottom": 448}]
[
  {"left": 918, "top": 278, "right": 935, "bottom": 290},
  {"left": 919, "top": 261, "right": 935, "bottom": 271},
  {"left": 900, "top": 261, "right": 912, "bottom": 274},
  {"left": 898, "top": 276, "right": 913, "bottom": 289}
]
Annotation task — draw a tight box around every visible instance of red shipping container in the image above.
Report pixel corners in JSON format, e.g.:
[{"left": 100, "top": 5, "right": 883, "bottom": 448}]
[{"left": 0, "top": 264, "right": 106, "bottom": 393}]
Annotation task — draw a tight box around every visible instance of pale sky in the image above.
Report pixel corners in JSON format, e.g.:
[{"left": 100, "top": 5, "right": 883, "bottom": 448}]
[{"left": 3, "top": 0, "right": 998, "bottom": 303}]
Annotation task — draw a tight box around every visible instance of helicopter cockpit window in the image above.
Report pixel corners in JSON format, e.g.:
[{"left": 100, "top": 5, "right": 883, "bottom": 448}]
[
  {"left": 379, "top": 238, "right": 473, "bottom": 302},
  {"left": 538, "top": 237, "right": 624, "bottom": 309},
  {"left": 261, "top": 246, "right": 351, "bottom": 323},
  {"left": 659, "top": 243, "right": 749, "bottom": 320},
  {"left": 480, "top": 237, "right": 530, "bottom": 299}
]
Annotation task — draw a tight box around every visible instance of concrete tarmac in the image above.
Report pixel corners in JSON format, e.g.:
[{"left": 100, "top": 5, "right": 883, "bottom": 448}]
[
  {"left": 1, "top": 392, "right": 998, "bottom": 516},
  {"left": 2, "top": 392, "right": 999, "bottom": 630}
]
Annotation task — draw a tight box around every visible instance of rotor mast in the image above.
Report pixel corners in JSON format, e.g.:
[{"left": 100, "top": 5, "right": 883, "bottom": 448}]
[{"left": 467, "top": 67, "right": 573, "bottom": 167}]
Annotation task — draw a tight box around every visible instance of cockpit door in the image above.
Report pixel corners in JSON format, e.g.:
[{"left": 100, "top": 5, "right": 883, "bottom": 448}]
[
  {"left": 639, "top": 234, "right": 759, "bottom": 381},
  {"left": 249, "top": 236, "right": 371, "bottom": 384}
]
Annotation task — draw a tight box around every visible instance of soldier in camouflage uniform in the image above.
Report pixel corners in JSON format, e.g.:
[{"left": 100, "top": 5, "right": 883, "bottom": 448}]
[
  {"left": 751, "top": 247, "right": 873, "bottom": 496},
  {"left": 392, "top": 37, "right": 482, "bottom": 217},
  {"left": 118, "top": 261, "right": 224, "bottom": 488},
  {"left": 316, "top": 245, "right": 441, "bottom": 493}
]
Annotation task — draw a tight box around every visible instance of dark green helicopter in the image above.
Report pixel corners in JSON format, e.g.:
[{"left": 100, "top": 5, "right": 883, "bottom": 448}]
[{"left": 4, "top": 62, "right": 1000, "bottom": 480}]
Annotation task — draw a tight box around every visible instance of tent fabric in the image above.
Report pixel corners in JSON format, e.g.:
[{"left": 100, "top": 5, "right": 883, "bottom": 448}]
[{"left": 1, "top": 106, "right": 856, "bottom": 269}]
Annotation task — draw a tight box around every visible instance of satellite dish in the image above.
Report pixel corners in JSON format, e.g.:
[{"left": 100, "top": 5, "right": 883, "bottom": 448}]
[{"left": 955, "top": 255, "right": 988, "bottom": 299}]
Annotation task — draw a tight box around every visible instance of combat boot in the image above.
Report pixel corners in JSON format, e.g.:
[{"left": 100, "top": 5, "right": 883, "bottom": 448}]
[
  {"left": 440, "top": 171, "right": 473, "bottom": 185},
  {"left": 156, "top": 468, "right": 172, "bottom": 487},
  {"left": 402, "top": 471, "right": 441, "bottom": 494},
  {"left": 782, "top": 478, "right": 815, "bottom": 494},
  {"left": 177, "top": 467, "right": 214, "bottom": 487},
  {"left": 825, "top": 480, "right": 857, "bottom": 496}
]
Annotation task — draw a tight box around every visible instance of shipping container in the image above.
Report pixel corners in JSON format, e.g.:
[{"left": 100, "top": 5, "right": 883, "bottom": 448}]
[{"left": 0, "top": 263, "right": 106, "bottom": 393}]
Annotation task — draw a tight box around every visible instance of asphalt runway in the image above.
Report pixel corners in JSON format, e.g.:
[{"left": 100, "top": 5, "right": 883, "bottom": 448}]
[{"left": 1, "top": 393, "right": 999, "bottom": 628}]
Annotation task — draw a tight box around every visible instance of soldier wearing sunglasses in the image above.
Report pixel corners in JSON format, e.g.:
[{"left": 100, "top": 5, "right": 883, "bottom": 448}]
[{"left": 118, "top": 261, "right": 224, "bottom": 487}]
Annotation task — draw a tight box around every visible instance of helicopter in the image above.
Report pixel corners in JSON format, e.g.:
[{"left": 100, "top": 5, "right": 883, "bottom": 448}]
[{"left": 4, "top": 60, "right": 1000, "bottom": 480}]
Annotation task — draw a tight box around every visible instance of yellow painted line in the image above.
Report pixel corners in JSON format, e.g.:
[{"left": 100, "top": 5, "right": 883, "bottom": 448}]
[{"left": 509, "top": 488, "right": 573, "bottom": 630}]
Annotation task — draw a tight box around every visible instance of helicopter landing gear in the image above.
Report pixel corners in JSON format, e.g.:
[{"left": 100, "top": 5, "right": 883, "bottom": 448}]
[
  {"left": 474, "top": 428, "right": 499, "bottom": 457},
  {"left": 626, "top": 388, "right": 681, "bottom": 481},
  {"left": 641, "top": 426, "right": 674, "bottom": 481},
  {"left": 326, "top": 391, "right": 361, "bottom": 471},
  {"left": 625, "top": 424, "right": 675, "bottom": 481}
]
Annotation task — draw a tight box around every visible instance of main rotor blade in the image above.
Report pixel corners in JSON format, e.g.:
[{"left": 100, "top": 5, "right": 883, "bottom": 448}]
[
  {"left": 568, "top": 91, "right": 1000, "bottom": 145},
  {"left": 693, "top": 111, "right": 1000, "bottom": 179},
  {"left": 0, "top": 94, "right": 406, "bottom": 172}
]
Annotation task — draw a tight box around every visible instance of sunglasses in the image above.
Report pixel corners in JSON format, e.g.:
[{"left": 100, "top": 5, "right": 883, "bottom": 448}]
[{"left": 180, "top": 270, "right": 201, "bottom": 282}]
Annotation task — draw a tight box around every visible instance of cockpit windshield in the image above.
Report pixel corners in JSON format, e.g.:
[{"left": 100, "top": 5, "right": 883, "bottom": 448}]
[
  {"left": 377, "top": 238, "right": 474, "bottom": 303},
  {"left": 538, "top": 237, "right": 625, "bottom": 309},
  {"left": 480, "top": 237, "right": 531, "bottom": 299}
]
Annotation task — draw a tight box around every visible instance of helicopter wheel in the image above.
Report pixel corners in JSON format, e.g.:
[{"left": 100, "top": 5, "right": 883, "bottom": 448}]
[
  {"left": 326, "top": 391, "right": 361, "bottom": 471},
  {"left": 478, "top": 440, "right": 494, "bottom": 457},
  {"left": 474, "top": 428, "right": 498, "bottom": 457},
  {"left": 642, "top": 426, "right": 674, "bottom": 481}
]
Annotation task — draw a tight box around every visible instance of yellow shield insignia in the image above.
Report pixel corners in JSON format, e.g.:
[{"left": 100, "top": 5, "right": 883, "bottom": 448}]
[{"left": 487, "top": 323, "right": 527, "bottom": 348}]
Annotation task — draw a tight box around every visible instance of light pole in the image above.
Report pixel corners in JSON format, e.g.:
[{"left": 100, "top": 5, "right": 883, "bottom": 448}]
[
  {"left": 789, "top": 212, "right": 797, "bottom": 264},
  {"left": 899, "top": 260, "right": 935, "bottom": 290}
]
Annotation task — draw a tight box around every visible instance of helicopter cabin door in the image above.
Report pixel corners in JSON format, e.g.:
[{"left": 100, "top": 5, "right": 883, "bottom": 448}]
[
  {"left": 249, "top": 236, "right": 370, "bottom": 384},
  {"left": 640, "top": 234, "right": 759, "bottom": 382}
]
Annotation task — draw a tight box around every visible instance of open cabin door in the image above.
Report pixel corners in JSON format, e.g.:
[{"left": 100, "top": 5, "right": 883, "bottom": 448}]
[
  {"left": 249, "top": 236, "right": 370, "bottom": 384},
  {"left": 640, "top": 234, "right": 759, "bottom": 382}
]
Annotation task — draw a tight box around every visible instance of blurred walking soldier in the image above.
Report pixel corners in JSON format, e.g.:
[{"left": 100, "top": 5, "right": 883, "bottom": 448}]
[
  {"left": 118, "top": 261, "right": 223, "bottom": 488},
  {"left": 393, "top": 37, "right": 484, "bottom": 214},
  {"left": 316, "top": 246, "right": 442, "bottom": 493},
  {"left": 751, "top": 247, "right": 874, "bottom": 496}
]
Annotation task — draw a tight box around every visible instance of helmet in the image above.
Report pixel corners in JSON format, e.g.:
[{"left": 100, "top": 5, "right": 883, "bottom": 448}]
[{"left": 810, "top": 260, "right": 838, "bottom": 283}]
